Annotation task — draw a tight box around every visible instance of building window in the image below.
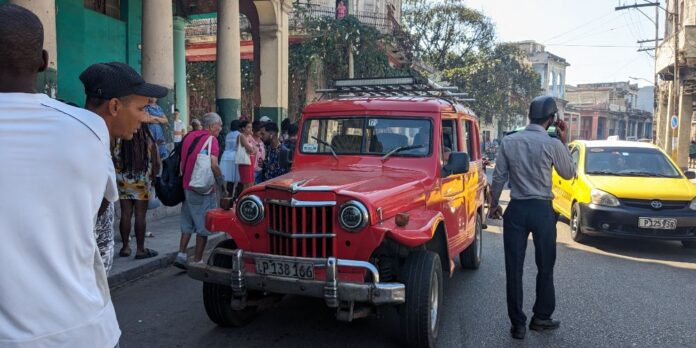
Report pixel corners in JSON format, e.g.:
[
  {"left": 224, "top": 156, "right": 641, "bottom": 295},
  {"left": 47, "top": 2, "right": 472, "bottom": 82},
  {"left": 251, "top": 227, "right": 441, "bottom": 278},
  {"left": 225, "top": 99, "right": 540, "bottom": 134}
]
[{"left": 84, "top": 0, "right": 121, "bottom": 20}]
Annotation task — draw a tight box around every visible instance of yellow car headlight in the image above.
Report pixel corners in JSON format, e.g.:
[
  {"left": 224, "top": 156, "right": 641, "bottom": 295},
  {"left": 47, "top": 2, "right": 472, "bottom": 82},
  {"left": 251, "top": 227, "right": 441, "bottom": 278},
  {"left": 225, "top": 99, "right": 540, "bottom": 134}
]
[{"left": 590, "top": 189, "right": 620, "bottom": 207}]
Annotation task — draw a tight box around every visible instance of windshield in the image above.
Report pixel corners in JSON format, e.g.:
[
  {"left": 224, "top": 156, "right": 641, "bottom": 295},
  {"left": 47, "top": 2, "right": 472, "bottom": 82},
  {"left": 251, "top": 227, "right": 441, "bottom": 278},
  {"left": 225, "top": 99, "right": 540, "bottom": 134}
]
[
  {"left": 300, "top": 117, "right": 432, "bottom": 157},
  {"left": 584, "top": 147, "right": 681, "bottom": 178}
]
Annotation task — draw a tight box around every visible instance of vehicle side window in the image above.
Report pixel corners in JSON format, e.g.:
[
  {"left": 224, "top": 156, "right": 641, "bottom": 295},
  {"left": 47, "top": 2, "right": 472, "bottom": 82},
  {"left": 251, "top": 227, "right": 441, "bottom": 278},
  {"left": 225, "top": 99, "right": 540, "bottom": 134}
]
[
  {"left": 571, "top": 148, "right": 580, "bottom": 172},
  {"left": 461, "top": 120, "right": 478, "bottom": 160},
  {"left": 441, "top": 120, "right": 457, "bottom": 166}
]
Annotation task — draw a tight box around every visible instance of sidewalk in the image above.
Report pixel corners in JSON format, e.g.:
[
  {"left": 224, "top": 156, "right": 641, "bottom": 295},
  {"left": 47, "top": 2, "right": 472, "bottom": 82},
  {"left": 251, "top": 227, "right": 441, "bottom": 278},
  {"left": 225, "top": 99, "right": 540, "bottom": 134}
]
[{"left": 107, "top": 204, "right": 225, "bottom": 290}]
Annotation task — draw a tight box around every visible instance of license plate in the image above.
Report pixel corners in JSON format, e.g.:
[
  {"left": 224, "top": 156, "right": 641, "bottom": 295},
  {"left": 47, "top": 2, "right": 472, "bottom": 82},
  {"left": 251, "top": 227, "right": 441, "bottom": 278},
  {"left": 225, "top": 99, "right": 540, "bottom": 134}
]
[
  {"left": 255, "top": 258, "right": 315, "bottom": 280},
  {"left": 638, "top": 217, "right": 677, "bottom": 230}
]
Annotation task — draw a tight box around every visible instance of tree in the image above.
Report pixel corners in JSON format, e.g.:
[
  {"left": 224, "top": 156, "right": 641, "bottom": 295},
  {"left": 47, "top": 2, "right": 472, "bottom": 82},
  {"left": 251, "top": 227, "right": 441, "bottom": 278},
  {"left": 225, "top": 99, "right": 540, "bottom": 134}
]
[
  {"left": 444, "top": 44, "right": 541, "bottom": 128},
  {"left": 402, "top": 0, "right": 495, "bottom": 71},
  {"left": 401, "top": 1, "right": 541, "bottom": 131}
]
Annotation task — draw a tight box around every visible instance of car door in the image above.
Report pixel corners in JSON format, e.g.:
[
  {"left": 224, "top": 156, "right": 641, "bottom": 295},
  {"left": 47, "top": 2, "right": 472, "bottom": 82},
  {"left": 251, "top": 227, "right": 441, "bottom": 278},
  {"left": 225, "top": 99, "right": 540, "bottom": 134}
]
[
  {"left": 439, "top": 118, "right": 467, "bottom": 247},
  {"left": 552, "top": 145, "right": 579, "bottom": 218}
]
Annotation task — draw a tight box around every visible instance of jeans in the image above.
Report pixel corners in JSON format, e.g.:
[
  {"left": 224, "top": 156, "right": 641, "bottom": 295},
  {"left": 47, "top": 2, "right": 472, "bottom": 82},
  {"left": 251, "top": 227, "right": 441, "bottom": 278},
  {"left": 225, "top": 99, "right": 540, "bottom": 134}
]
[{"left": 503, "top": 199, "right": 558, "bottom": 326}]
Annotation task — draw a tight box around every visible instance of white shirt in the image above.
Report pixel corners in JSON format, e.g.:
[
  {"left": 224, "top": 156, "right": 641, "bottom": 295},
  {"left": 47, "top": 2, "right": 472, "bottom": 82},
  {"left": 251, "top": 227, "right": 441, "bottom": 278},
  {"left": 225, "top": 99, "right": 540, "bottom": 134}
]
[
  {"left": 173, "top": 119, "right": 184, "bottom": 142},
  {"left": 0, "top": 93, "right": 120, "bottom": 348}
]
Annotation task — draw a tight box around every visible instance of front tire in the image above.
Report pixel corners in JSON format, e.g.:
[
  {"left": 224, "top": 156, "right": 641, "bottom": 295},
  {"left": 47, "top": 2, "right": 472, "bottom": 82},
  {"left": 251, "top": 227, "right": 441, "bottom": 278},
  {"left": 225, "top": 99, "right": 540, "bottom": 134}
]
[
  {"left": 682, "top": 240, "right": 696, "bottom": 248},
  {"left": 399, "top": 251, "right": 443, "bottom": 348},
  {"left": 570, "top": 202, "right": 587, "bottom": 243},
  {"left": 460, "top": 213, "right": 483, "bottom": 269},
  {"left": 203, "top": 239, "right": 258, "bottom": 327}
]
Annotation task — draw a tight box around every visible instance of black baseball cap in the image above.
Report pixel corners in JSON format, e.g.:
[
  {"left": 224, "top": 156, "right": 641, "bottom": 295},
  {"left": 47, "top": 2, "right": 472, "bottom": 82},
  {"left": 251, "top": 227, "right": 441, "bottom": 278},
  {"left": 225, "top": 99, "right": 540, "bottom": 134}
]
[{"left": 79, "top": 62, "right": 168, "bottom": 99}]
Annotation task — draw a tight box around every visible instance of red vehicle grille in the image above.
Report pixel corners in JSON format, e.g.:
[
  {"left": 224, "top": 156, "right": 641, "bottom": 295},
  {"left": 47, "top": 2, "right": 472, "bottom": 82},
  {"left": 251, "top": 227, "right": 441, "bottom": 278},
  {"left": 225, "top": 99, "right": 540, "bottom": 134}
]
[{"left": 267, "top": 202, "right": 335, "bottom": 258}]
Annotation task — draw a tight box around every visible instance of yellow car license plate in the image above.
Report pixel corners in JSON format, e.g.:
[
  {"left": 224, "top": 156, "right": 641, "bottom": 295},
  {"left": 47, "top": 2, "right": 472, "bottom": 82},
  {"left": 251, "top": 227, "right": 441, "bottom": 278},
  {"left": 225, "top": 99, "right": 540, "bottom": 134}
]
[{"left": 638, "top": 217, "right": 677, "bottom": 230}]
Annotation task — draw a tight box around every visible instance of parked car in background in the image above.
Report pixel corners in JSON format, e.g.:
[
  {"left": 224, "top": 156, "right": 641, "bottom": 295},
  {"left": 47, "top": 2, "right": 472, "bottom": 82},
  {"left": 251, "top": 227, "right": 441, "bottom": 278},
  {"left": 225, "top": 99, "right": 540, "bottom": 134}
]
[{"left": 552, "top": 140, "right": 696, "bottom": 248}]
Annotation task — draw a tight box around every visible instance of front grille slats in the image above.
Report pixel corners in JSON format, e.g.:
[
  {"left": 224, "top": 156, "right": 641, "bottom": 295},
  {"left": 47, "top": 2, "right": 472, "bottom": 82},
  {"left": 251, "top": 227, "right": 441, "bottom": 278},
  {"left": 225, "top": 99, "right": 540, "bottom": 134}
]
[
  {"left": 268, "top": 202, "right": 335, "bottom": 258},
  {"left": 621, "top": 199, "right": 689, "bottom": 210}
]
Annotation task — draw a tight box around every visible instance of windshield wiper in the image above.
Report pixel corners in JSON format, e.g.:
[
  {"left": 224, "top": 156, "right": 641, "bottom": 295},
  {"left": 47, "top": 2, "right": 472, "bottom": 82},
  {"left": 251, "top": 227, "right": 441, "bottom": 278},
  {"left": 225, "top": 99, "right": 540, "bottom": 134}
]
[
  {"left": 621, "top": 171, "right": 677, "bottom": 178},
  {"left": 586, "top": 170, "right": 623, "bottom": 176},
  {"left": 381, "top": 144, "right": 425, "bottom": 162},
  {"left": 311, "top": 136, "right": 337, "bottom": 160}
]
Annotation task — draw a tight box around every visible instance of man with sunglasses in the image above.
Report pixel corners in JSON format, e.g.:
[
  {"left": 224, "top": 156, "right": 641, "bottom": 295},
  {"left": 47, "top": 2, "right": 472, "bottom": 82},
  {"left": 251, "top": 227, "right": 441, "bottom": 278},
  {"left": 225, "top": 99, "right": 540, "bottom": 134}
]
[{"left": 489, "top": 96, "right": 576, "bottom": 339}]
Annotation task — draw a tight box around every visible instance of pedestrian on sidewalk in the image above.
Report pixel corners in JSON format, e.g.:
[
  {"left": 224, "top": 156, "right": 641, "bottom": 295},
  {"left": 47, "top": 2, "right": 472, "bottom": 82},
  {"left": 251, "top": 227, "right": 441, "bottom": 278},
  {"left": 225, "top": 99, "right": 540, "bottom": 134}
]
[
  {"left": 175, "top": 113, "right": 225, "bottom": 268},
  {"left": 173, "top": 108, "right": 185, "bottom": 145},
  {"left": 0, "top": 5, "right": 121, "bottom": 347},
  {"left": 252, "top": 120, "right": 267, "bottom": 184},
  {"left": 220, "top": 119, "right": 242, "bottom": 199},
  {"left": 280, "top": 123, "right": 299, "bottom": 171},
  {"left": 237, "top": 120, "right": 258, "bottom": 191},
  {"left": 80, "top": 62, "right": 168, "bottom": 274},
  {"left": 261, "top": 122, "right": 287, "bottom": 181},
  {"left": 145, "top": 97, "right": 169, "bottom": 159},
  {"left": 114, "top": 124, "right": 160, "bottom": 260},
  {"left": 489, "top": 96, "right": 575, "bottom": 340},
  {"left": 689, "top": 139, "right": 696, "bottom": 168}
]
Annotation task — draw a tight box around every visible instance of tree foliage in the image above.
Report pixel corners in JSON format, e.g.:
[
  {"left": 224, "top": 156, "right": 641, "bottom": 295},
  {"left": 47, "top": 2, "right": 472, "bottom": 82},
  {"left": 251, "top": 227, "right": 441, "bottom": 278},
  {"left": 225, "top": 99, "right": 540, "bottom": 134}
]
[{"left": 402, "top": 0, "right": 541, "bottom": 131}]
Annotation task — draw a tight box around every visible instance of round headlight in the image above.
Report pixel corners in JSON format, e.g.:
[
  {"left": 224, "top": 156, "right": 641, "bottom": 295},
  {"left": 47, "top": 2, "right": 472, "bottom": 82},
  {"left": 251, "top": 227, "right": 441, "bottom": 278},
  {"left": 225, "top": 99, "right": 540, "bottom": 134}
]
[
  {"left": 339, "top": 200, "right": 369, "bottom": 232},
  {"left": 237, "top": 195, "right": 264, "bottom": 224}
]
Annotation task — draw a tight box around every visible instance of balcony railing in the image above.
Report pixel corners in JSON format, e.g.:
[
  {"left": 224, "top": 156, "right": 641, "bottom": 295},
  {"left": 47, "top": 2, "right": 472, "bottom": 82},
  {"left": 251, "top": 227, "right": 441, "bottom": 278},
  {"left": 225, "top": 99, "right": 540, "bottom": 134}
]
[{"left": 186, "top": 5, "right": 394, "bottom": 40}]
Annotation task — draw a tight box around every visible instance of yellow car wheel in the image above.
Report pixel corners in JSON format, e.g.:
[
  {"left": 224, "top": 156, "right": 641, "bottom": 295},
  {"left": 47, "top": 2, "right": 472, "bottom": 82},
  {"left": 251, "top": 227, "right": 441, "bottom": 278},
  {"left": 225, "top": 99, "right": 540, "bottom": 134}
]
[{"left": 570, "top": 203, "right": 587, "bottom": 243}]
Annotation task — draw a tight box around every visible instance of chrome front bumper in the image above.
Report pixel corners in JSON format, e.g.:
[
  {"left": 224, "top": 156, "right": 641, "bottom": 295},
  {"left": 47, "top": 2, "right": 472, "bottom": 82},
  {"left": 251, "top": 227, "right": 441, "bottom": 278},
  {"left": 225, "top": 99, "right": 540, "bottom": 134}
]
[{"left": 187, "top": 248, "right": 405, "bottom": 308}]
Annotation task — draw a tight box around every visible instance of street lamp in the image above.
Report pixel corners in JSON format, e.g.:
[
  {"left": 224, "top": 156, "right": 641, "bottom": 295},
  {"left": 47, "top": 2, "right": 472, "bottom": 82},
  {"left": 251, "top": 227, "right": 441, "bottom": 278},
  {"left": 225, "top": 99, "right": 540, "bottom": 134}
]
[{"left": 629, "top": 76, "right": 653, "bottom": 84}]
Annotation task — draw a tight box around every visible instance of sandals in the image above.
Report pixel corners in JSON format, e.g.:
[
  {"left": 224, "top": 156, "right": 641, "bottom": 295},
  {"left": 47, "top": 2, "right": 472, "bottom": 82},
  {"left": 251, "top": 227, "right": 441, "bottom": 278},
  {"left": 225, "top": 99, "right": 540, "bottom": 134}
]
[
  {"left": 134, "top": 248, "right": 159, "bottom": 260},
  {"left": 119, "top": 248, "right": 131, "bottom": 257}
]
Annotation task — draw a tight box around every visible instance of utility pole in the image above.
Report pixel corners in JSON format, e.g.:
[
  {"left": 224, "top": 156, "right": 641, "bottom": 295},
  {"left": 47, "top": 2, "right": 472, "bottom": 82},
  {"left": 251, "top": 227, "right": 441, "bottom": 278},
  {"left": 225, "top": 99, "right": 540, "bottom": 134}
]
[{"left": 615, "top": 1, "right": 660, "bottom": 142}]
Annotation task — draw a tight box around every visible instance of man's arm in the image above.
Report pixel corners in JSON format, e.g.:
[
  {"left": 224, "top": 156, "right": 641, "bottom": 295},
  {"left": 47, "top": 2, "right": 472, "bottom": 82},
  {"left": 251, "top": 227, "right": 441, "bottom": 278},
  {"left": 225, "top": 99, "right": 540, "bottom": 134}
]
[
  {"left": 552, "top": 140, "right": 576, "bottom": 180},
  {"left": 490, "top": 141, "right": 509, "bottom": 208}
]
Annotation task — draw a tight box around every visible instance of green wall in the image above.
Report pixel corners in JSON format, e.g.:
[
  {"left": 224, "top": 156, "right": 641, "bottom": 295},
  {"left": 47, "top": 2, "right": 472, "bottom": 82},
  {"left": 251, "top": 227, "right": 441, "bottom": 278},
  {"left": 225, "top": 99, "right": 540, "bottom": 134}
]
[{"left": 56, "top": 0, "right": 141, "bottom": 105}]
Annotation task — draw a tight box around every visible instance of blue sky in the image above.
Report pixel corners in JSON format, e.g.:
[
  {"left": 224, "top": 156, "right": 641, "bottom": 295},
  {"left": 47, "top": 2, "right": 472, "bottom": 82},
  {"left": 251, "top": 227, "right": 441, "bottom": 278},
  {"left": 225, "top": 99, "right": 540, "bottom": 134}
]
[{"left": 464, "top": 0, "right": 664, "bottom": 87}]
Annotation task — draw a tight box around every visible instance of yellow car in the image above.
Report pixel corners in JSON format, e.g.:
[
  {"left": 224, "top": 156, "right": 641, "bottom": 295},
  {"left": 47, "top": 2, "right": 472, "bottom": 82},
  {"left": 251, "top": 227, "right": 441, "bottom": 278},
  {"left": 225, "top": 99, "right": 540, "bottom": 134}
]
[{"left": 552, "top": 140, "right": 696, "bottom": 248}]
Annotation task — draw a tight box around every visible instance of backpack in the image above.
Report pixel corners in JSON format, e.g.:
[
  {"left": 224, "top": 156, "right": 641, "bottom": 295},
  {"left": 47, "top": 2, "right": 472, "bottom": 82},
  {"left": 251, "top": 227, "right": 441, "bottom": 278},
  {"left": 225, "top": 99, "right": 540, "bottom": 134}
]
[{"left": 155, "top": 134, "right": 206, "bottom": 206}]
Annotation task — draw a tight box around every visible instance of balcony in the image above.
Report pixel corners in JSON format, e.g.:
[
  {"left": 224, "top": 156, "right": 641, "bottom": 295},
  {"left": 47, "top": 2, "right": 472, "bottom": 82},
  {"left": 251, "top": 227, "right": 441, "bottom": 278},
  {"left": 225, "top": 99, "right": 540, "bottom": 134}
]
[
  {"left": 185, "top": 5, "right": 395, "bottom": 42},
  {"left": 656, "top": 26, "right": 696, "bottom": 76}
]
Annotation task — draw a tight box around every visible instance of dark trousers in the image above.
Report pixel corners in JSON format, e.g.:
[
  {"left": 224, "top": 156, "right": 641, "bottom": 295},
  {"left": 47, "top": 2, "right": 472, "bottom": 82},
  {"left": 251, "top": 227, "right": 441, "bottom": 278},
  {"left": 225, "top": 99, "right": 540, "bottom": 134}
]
[{"left": 503, "top": 199, "right": 557, "bottom": 326}]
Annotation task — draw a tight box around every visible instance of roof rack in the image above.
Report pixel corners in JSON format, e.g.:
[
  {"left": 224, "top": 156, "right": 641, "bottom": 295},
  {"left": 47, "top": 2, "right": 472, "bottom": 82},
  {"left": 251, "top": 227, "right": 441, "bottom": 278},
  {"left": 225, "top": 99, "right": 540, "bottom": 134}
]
[{"left": 316, "top": 76, "right": 475, "bottom": 103}]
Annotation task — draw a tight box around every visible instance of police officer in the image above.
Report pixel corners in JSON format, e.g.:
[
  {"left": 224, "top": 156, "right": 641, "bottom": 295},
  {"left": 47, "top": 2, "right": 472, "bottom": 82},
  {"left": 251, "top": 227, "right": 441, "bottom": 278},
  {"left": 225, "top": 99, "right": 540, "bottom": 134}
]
[{"left": 489, "top": 96, "right": 576, "bottom": 339}]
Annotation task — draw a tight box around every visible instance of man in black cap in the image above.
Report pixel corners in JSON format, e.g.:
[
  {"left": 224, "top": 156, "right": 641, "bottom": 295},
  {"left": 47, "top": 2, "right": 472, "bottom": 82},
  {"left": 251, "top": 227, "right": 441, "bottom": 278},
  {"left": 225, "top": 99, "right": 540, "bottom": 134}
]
[
  {"left": 489, "top": 96, "right": 576, "bottom": 339},
  {"left": 80, "top": 62, "right": 168, "bottom": 274}
]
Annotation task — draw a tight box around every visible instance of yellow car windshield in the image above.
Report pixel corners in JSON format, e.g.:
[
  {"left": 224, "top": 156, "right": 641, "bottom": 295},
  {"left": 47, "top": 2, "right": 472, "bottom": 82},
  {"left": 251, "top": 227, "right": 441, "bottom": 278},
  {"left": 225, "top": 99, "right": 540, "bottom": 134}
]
[{"left": 585, "top": 147, "right": 681, "bottom": 178}]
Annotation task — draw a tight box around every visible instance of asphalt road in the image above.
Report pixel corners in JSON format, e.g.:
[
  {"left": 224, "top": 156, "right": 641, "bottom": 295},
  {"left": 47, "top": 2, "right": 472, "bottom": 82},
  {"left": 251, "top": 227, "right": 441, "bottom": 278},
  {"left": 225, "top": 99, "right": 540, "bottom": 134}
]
[{"left": 112, "top": 210, "right": 696, "bottom": 347}]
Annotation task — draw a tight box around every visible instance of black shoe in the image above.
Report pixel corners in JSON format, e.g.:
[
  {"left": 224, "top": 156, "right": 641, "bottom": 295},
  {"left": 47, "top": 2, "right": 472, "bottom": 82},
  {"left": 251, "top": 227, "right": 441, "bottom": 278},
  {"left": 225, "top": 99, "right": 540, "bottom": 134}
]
[
  {"left": 510, "top": 325, "right": 526, "bottom": 339},
  {"left": 529, "top": 317, "right": 560, "bottom": 331}
]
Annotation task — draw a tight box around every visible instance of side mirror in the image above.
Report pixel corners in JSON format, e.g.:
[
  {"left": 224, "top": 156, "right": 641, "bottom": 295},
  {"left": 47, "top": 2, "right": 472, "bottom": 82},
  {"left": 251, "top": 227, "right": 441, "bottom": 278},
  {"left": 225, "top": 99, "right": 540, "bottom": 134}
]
[
  {"left": 443, "top": 152, "right": 470, "bottom": 176},
  {"left": 685, "top": 171, "right": 696, "bottom": 180}
]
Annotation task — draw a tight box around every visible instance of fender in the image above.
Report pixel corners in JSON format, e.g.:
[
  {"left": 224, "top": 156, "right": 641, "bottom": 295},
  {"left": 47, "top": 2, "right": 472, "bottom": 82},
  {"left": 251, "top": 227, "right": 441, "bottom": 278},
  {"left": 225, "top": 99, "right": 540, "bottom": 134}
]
[
  {"left": 375, "top": 209, "right": 445, "bottom": 248},
  {"left": 206, "top": 208, "right": 252, "bottom": 249}
]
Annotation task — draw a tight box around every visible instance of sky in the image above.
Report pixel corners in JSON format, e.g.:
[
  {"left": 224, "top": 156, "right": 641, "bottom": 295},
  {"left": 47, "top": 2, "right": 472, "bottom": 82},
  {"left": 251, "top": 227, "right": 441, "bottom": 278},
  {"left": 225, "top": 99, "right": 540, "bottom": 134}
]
[{"left": 464, "top": 0, "right": 664, "bottom": 87}]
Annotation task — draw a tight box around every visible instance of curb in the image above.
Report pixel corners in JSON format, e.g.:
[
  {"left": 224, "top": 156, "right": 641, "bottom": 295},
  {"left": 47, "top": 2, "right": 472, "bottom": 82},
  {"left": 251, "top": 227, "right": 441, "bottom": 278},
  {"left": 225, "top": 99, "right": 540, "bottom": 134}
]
[{"left": 108, "top": 233, "right": 226, "bottom": 290}]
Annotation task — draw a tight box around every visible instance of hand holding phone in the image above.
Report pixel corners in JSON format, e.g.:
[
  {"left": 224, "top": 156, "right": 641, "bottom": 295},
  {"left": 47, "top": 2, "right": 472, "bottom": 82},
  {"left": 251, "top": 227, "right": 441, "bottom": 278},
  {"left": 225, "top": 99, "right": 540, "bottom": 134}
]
[{"left": 554, "top": 119, "right": 568, "bottom": 144}]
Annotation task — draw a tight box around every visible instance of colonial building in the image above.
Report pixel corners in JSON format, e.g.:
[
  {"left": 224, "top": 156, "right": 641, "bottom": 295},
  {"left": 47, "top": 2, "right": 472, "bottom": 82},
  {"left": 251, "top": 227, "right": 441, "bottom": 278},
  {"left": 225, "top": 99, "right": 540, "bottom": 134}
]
[
  {"left": 515, "top": 40, "right": 570, "bottom": 119},
  {"left": 655, "top": 0, "right": 696, "bottom": 168},
  {"left": 565, "top": 82, "right": 653, "bottom": 141}
]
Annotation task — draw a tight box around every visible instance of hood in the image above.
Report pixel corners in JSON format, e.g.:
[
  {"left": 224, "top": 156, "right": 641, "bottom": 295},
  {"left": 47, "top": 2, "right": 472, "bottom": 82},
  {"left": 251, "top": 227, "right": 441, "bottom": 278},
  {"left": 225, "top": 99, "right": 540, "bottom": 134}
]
[
  {"left": 587, "top": 175, "right": 696, "bottom": 200},
  {"left": 263, "top": 167, "right": 429, "bottom": 216}
]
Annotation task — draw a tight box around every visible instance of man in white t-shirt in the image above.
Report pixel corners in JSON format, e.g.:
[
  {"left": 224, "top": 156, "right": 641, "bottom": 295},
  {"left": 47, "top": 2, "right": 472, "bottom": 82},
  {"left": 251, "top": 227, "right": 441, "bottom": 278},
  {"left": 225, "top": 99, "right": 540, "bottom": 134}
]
[
  {"left": 173, "top": 108, "right": 185, "bottom": 144},
  {"left": 0, "top": 4, "right": 121, "bottom": 347}
]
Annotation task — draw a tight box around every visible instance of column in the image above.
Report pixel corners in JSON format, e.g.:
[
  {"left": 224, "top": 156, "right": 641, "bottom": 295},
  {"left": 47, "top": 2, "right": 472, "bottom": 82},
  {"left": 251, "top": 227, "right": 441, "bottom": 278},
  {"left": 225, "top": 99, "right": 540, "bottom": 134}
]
[
  {"left": 216, "top": 0, "right": 242, "bottom": 134},
  {"left": 665, "top": 83, "right": 674, "bottom": 156},
  {"left": 677, "top": 85, "right": 693, "bottom": 169},
  {"left": 173, "top": 16, "right": 189, "bottom": 127},
  {"left": 142, "top": 0, "right": 175, "bottom": 127},
  {"left": 591, "top": 113, "right": 599, "bottom": 140},
  {"left": 256, "top": 0, "right": 291, "bottom": 124},
  {"left": 11, "top": 0, "right": 58, "bottom": 97}
]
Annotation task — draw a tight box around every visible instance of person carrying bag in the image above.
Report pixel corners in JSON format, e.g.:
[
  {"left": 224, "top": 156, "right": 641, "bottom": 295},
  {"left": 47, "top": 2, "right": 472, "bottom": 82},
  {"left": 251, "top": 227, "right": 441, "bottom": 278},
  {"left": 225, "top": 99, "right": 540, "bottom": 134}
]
[{"left": 189, "top": 136, "right": 215, "bottom": 194}]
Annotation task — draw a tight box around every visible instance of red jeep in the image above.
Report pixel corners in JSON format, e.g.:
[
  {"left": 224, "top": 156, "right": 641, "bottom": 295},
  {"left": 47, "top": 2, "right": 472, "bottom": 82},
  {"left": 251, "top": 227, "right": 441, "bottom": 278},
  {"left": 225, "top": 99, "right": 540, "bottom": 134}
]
[{"left": 188, "top": 79, "right": 487, "bottom": 348}]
